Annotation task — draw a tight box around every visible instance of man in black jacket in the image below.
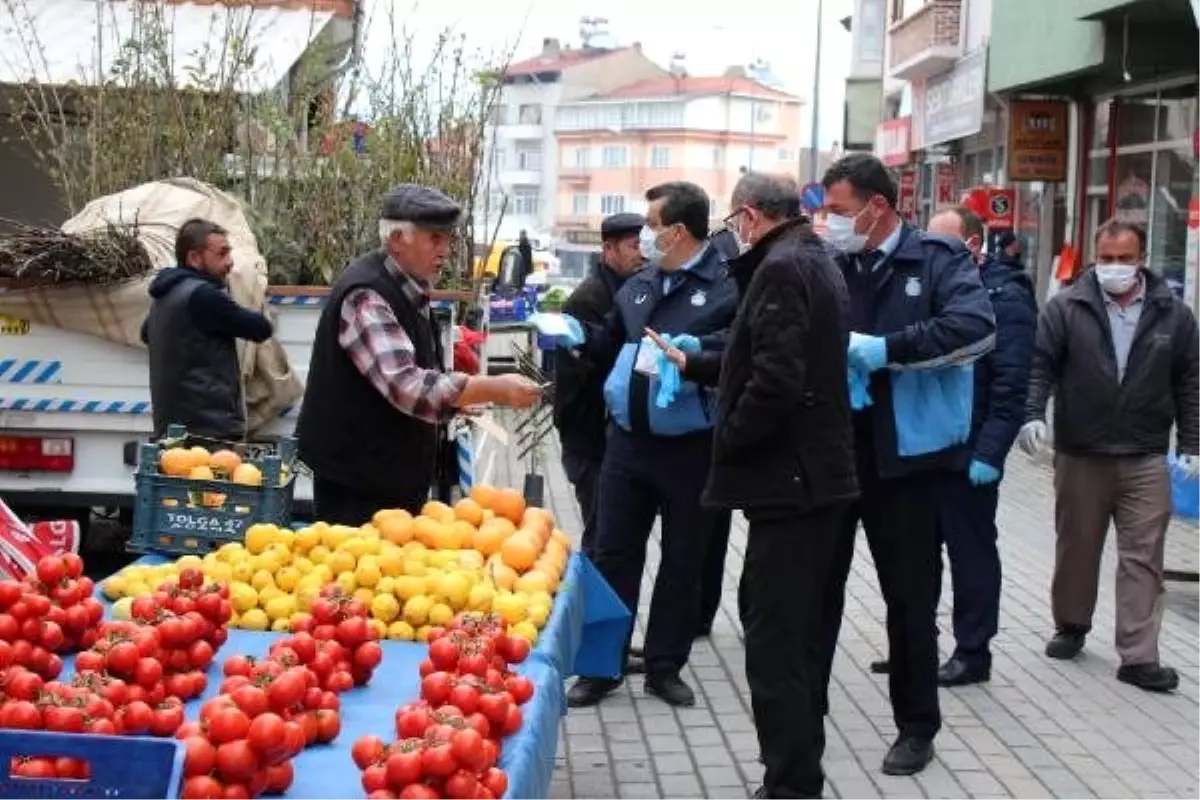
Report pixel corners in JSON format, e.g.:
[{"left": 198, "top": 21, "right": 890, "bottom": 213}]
[
  {"left": 927, "top": 207, "right": 1037, "bottom": 687},
  {"left": 1019, "top": 219, "right": 1199, "bottom": 693},
  {"left": 552, "top": 213, "right": 645, "bottom": 556},
  {"left": 143, "top": 219, "right": 274, "bottom": 440},
  {"left": 679, "top": 172, "right": 858, "bottom": 799}
]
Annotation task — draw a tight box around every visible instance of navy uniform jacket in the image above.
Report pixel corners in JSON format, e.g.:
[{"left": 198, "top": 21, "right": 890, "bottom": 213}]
[
  {"left": 835, "top": 225, "right": 996, "bottom": 478},
  {"left": 582, "top": 244, "right": 738, "bottom": 438}
]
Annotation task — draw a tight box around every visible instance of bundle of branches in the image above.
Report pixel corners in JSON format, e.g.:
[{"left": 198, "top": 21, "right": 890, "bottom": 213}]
[{"left": 0, "top": 219, "right": 153, "bottom": 287}]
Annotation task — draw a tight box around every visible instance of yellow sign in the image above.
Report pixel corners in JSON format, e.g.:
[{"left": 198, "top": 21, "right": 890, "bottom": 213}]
[{"left": 0, "top": 314, "right": 30, "bottom": 335}]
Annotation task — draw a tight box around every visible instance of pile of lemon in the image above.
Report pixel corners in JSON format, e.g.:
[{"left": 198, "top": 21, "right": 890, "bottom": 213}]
[{"left": 102, "top": 487, "right": 571, "bottom": 646}]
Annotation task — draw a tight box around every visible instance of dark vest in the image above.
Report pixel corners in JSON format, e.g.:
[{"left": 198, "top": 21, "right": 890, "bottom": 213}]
[
  {"left": 146, "top": 274, "right": 244, "bottom": 440},
  {"left": 296, "top": 251, "right": 443, "bottom": 505}
]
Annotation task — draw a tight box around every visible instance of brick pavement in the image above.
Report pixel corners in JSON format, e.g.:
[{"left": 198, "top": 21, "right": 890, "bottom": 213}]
[{"left": 480, "top": 417, "right": 1198, "bottom": 799}]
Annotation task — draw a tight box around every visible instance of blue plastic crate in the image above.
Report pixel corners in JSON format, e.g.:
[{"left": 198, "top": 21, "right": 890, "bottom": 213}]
[
  {"left": 0, "top": 730, "right": 183, "bottom": 798},
  {"left": 128, "top": 425, "right": 297, "bottom": 556}
]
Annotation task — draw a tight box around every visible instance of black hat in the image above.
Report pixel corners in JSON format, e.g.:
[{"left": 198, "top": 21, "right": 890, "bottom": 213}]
[
  {"left": 381, "top": 184, "right": 462, "bottom": 229},
  {"left": 600, "top": 212, "right": 645, "bottom": 241},
  {"left": 996, "top": 230, "right": 1018, "bottom": 250}
]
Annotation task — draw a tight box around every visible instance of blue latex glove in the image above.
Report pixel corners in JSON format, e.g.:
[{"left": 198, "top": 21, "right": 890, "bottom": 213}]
[
  {"left": 655, "top": 355, "right": 682, "bottom": 409},
  {"left": 848, "top": 365, "right": 873, "bottom": 410},
  {"left": 848, "top": 332, "right": 888, "bottom": 374},
  {"left": 669, "top": 334, "right": 701, "bottom": 353},
  {"left": 556, "top": 314, "right": 585, "bottom": 348},
  {"left": 967, "top": 459, "right": 1002, "bottom": 486}
]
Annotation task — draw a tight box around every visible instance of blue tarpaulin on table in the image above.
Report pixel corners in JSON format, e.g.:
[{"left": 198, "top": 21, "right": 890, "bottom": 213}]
[{"left": 530, "top": 554, "right": 630, "bottom": 680}]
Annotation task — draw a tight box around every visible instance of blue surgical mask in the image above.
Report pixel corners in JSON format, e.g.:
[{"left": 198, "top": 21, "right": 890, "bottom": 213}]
[{"left": 639, "top": 225, "right": 663, "bottom": 261}]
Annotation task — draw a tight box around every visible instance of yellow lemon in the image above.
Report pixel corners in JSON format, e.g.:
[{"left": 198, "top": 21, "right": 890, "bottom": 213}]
[
  {"left": 415, "top": 625, "right": 434, "bottom": 642},
  {"left": 101, "top": 576, "right": 127, "bottom": 600},
  {"left": 403, "top": 595, "right": 432, "bottom": 626},
  {"left": 250, "top": 569, "right": 276, "bottom": 592},
  {"left": 378, "top": 549, "right": 405, "bottom": 578},
  {"left": 493, "top": 592, "right": 528, "bottom": 625},
  {"left": 436, "top": 573, "right": 471, "bottom": 609},
  {"left": 426, "top": 550, "right": 455, "bottom": 569},
  {"left": 273, "top": 529, "right": 296, "bottom": 550},
  {"left": 388, "top": 620, "right": 416, "bottom": 641},
  {"left": 265, "top": 594, "right": 297, "bottom": 621},
  {"left": 401, "top": 541, "right": 427, "bottom": 559},
  {"left": 394, "top": 575, "right": 426, "bottom": 601},
  {"left": 403, "top": 559, "right": 427, "bottom": 578},
  {"left": 326, "top": 551, "right": 356, "bottom": 576},
  {"left": 368, "top": 618, "right": 387, "bottom": 639},
  {"left": 125, "top": 581, "right": 152, "bottom": 598},
  {"left": 112, "top": 597, "right": 133, "bottom": 620},
  {"left": 310, "top": 564, "right": 333, "bottom": 584},
  {"left": 528, "top": 603, "right": 550, "bottom": 628},
  {"left": 355, "top": 556, "right": 382, "bottom": 589},
  {"left": 428, "top": 602, "right": 454, "bottom": 627},
  {"left": 291, "top": 556, "right": 314, "bottom": 576},
  {"left": 458, "top": 550, "right": 485, "bottom": 570},
  {"left": 258, "top": 586, "right": 285, "bottom": 608},
  {"left": 527, "top": 590, "right": 553, "bottom": 611},
  {"left": 335, "top": 571, "right": 357, "bottom": 594},
  {"left": 375, "top": 576, "right": 396, "bottom": 596},
  {"left": 353, "top": 587, "right": 376, "bottom": 608},
  {"left": 341, "top": 536, "right": 369, "bottom": 559},
  {"left": 176, "top": 554, "right": 204, "bottom": 572},
  {"left": 271, "top": 618, "right": 292, "bottom": 633},
  {"left": 308, "top": 545, "right": 331, "bottom": 565},
  {"left": 274, "top": 566, "right": 301, "bottom": 593},
  {"left": 244, "top": 524, "right": 276, "bottom": 555},
  {"left": 230, "top": 582, "right": 259, "bottom": 613},
  {"left": 206, "top": 561, "right": 234, "bottom": 585},
  {"left": 322, "top": 525, "right": 354, "bottom": 550},
  {"left": 515, "top": 571, "right": 549, "bottom": 594},
  {"left": 231, "top": 560, "right": 255, "bottom": 583},
  {"left": 467, "top": 583, "right": 495, "bottom": 612},
  {"left": 294, "top": 526, "right": 320, "bottom": 553},
  {"left": 240, "top": 608, "right": 269, "bottom": 631},
  {"left": 510, "top": 621, "right": 539, "bottom": 644},
  {"left": 371, "top": 593, "right": 401, "bottom": 623},
  {"left": 216, "top": 542, "right": 246, "bottom": 563}
]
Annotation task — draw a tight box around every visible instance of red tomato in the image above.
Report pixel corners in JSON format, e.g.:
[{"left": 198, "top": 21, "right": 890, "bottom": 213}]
[
  {"left": 222, "top": 784, "right": 250, "bottom": 800},
  {"left": 395, "top": 706, "right": 432, "bottom": 740},
  {"left": 151, "top": 703, "right": 185, "bottom": 737},
  {"left": 189, "top": 640, "right": 215, "bottom": 670},
  {"left": 288, "top": 633, "right": 317, "bottom": 663},
  {"left": 458, "top": 652, "right": 489, "bottom": 677},
  {"left": 420, "top": 672, "right": 454, "bottom": 706},
  {"left": 477, "top": 692, "right": 512, "bottom": 727},
  {"left": 351, "top": 735, "right": 386, "bottom": 770},
  {"left": 315, "top": 709, "right": 340, "bottom": 743},
  {"left": 480, "top": 738, "right": 499, "bottom": 770},
  {"left": 3, "top": 700, "right": 41, "bottom": 729},
  {"left": 181, "top": 775, "right": 226, "bottom": 799},
  {"left": 88, "top": 718, "right": 117, "bottom": 735},
  {"left": 505, "top": 675, "right": 534, "bottom": 705},
  {"left": 421, "top": 741, "right": 458, "bottom": 778},
  {"left": 450, "top": 728, "right": 486, "bottom": 771},
  {"left": 264, "top": 762, "right": 294, "bottom": 795},
  {"left": 63, "top": 604, "right": 91, "bottom": 634},
  {"left": 445, "top": 769, "right": 480, "bottom": 800},
  {"left": 54, "top": 757, "right": 89, "bottom": 779},
  {"left": 354, "top": 641, "right": 384, "bottom": 670},
  {"left": 466, "top": 713, "right": 491, "bottom": 739},
  {"left": 298, "top": 711, "right": 320, "bottom": 746},
  {"left": 429, "top": 637, "right": 461, "bottom": 671},
  {"left": 215, "top": 740, "right": 259, "bottom": 784},
  {"left": 247, "top": 713, "right": 287, "bottom": 763},
  {"left": 15, "top": 757, "right": 56, "bottom": 779},
  {"left": 208, "top": 707, "right": 252, "bottom": 744},
  {"left": 44, "top": 705, "right": 84, "bottom": 733},
  {"left": 368, "top": 792, "right": 398, "bottom": 800},
  {"left": 500, "top": 704, "right": 523, "bottom": 737},
  {"left": 503, "top": 636, "right": 530, "bottom": 664},
  {"left": 361, "top": 764, "right": 389, "bottom": 795},
  {"left": 481, "top": 767, "right": 508, "bottom": 798},
  {"left": 399, "top": 784, "right": 441, "bottom": 800},
  {"left": 418, "top": 658, "right": 436, "bottom": 678},
  {"left": 61, "top": 552, "right": 84, "bottom": 579},
  {"left": 134, "top": 657, "right": 164, "bottom": 689},
  {"left": 384, "top": 749, "right": 424, "bottom": 789},
  {"left": 105, "top": 641, "right": 140, "bottom": 676},
  {"left": 75, "top": 650, "right": 105, "bottom": 673},
  {"left": 325, "top": 670, "right": 354, "bottom": 693},
  {"left": 281, "top": 721, "right": 307, "bottom": 758},
  {"left": 183, "top": 736, "right": 218, "bottom": 777},
  {"left": 448, "top": 683, "right": 480, "bottom": 715},
  {"left": 335, "top": 616, "right": 369, "bottom": 647},
  {"left": 122, "top": 700, "right": 154, "bottom": 734},
  {"left": 223, "top": 654, "right": 255, "bottom": 677},
  {"left": 35, "top": 556, "right": 66, "bottom": 585},
  {"left": 0, "top": 580, "right": 22, "bottom": 607},
  {"left": 267, "top": 670, "right": 307, "bottom": 711},
  {"left": 232, "top": 685, "right": 270, "bottom": 718}
]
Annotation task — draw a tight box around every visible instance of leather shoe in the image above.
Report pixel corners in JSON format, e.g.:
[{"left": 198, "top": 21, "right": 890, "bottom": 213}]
[
  {"left": 645, "top": 672, "right": 695, "bottom": 707},
  {"left": 937, "top": 657, "right": 990, "bottom": 687},
  {"left": 870, "top": 659, "right": 890, "bottom": 674},
  {"left": 566, "top": 677, "right": 622, "bottom": 708},
  {"left": 1117, "top": 662, "right": 1179, "bottom": 693},
  {"left": 882, "top": 736, "right": 934, "bottom": 776},
  {"left": 1045, "top": 629, "right": 1086, "bottom": 660},
  {"left": 626, "top": 653, "right": 646, "bottom": 675}
]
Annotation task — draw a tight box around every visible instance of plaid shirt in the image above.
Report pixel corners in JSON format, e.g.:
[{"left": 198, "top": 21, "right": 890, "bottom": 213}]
[{"left": 337, "top": 255, "right": 467, "bottom": 425}]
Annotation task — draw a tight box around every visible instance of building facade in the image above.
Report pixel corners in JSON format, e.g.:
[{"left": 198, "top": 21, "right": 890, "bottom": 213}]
[
  {"left": 477, "top": 39, "right": 667, "bottom": 246},
  {"left": 548, "top": 73, "right": 803, "bottom": 274}
]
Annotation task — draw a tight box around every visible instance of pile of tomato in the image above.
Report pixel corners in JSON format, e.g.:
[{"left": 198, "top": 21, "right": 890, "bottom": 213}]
[
  {"left": 0, "top": 667, "right": 186, "bottom": 736},
  {"left": 75, "top": 618, "right": 211, "bottom": 705},
  {"left": 0, "top": 554, "right": 105, "bottom": 680},
  {"left": 350, "top": 613, "right": 533, "bottom": 799},
  {"left": 290, "top": 586, "right": 384, "bottom": 690}
]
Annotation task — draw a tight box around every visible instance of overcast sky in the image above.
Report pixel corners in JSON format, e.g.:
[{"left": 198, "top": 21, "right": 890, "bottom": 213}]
[{"left": 360, "top": 0, "right": 855, "bottom": 150}]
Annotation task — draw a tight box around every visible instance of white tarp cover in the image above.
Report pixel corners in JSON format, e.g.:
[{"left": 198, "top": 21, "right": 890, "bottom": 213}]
[{"left": 0, "top": 177, "right": 303, "bottom": 435}]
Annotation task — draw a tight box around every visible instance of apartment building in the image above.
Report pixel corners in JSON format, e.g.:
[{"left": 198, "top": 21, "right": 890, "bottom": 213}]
[
  {"left": 552, "top": 72, "right": 803, "bottom": 256},
  {"left": 477, "top": 38, "right": 667, "bottom": 244}
]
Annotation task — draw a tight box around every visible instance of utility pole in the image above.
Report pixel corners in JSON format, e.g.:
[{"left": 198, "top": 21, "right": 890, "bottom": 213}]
[{"left": 809, "top": 0, "right": 824, "bottom": 185}]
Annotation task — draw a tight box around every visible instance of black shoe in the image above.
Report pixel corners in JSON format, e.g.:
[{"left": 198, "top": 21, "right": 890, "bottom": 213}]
[
  {"left": 870, "top": 659, "right": 890, "bottom": 674},
  {"left": 750, "top": 787, "right": 769, "bottom": 799},
  {"left": 1117, "top": 662, "right": 1179, "bottom": 693},
  {"left": 695, "top": 626, "right": 713, "bottom": 640},
  {"left": 645, "top": 672, "right": 695, "bottom": 707},
  {"left": 629, "top": 645, "right": 644, "bottom": 658},
  {"left": 625, "top": 653, "right": 646, "bottom": 675},
  {"left": 1045, "top": 629, "right": 1086, "bottom": 660},
  {"left": 566, "top": 677, "right": 623, "bottom": 708},
  {"left": 882, "top": 736, "right": 934, "bottom": 776},
  {"left": 937, "top": 657, "right": 990, "bottom": 687}
]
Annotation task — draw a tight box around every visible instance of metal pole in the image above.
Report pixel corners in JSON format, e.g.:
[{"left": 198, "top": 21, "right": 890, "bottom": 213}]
[{"left": 809, "top": 0, "right": 824, "bottom": 184}]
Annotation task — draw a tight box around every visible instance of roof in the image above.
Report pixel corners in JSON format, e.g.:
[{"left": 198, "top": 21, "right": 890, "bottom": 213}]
[
  {"left": 503, "top": 47, "right": 623, "bottom": 78},
  {"left": 0, "top": 0, "right": 334, "bottom": 93},
  {"left": 590, "top": 75, "right": 799, "bottom": 101}
]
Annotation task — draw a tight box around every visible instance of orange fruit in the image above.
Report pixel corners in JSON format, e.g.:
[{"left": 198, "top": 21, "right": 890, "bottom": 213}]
[
  {"left": 209, "top": 449, "right": 242, "bottom": 477},
  {"left": 473, "top": 518, "right": 515, "bottom": 557},
  {"left": 450, "top": 520, "right": 477, "bottom": 549},
  {"left": 500, "top": 531, "right": 538, "bottom": 572},
  {"left": 421, "top": 501, "right": 456, "bottom": 525},
  {"left": 189, "top": 465, "right": 215, "bottom": 481},
  {"left": 493, "top": 489, "right": 526, "bottom": 525},
  {"left": 453, "top": 498, "right": 485, "bottom": 527},
  {"left": 522, "top": 507, "right": 555, "bottom": 532},
  {"left": 159, "top": 447, "right": 192, "bottom": 477},
  {"left": 470, "top": 484, "right": 499, "bottom": 511},
  {"left": 550, "top": 529, "right": 571, "bottom": 549},
  {"left": 377, "top": 511, "right": 415, "bottom": 545},
  {"left": 231, "top": 463, "right": 262, "bottom": 486},
  {"left": 189, "top": 446, "right": 212, "bottom": 468},
  {"left": 413, "top": 516, "right": 442, "bottom": 548}
]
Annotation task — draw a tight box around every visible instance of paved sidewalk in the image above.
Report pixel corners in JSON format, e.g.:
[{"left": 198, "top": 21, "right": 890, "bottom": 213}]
[{"left": 480, "top": 419, "right": 1198, "bottom": 799}]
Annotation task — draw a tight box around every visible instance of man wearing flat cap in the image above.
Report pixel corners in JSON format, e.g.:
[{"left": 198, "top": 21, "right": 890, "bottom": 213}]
[
  {"left": 553, "top": 212, "right": 645, "bottom": 557},
  {"left": 297, "top": 184, "right": 544, "bottom": 525}
]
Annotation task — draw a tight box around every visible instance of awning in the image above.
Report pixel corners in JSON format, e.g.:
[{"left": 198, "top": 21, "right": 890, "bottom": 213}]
[{"left": 0, "top": 0, "right": 334, "bottom": 94}]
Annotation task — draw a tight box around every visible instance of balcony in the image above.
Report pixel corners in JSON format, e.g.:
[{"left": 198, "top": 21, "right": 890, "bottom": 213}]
[
  {"left": 497, "top": 124, "right": 544, "bottom": 141},
  {"left": 558, "top": 170, "right": 591, "bottom": 184},
  {"left": 888, "top": 0, "right": 962, "bottom": 82},
  {"left": 498, "top": 168, "right": 542, "bottom": 186}
]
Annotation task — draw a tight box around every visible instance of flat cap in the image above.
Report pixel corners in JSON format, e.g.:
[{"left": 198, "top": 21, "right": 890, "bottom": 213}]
[
  {"left": 600, "top": 212, "right": 645, "bottom": 240},
  {"left": 381, "top": 183, "right": 461, "bottom": 229}
]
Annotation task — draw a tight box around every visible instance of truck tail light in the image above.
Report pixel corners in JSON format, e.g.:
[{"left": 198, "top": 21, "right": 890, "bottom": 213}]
[{"left": 0, "top": 436, "right": 75, "bottom": 472}]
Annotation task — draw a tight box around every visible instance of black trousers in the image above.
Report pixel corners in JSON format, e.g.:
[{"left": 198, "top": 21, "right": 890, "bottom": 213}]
[
  {"left": 591, "top": 427, "right": 716, "bottom": 677},
  {"left": 937, "top": 472, "right": 1001, "bottom": 669},
  {"left": 561, "top": 450, "right": 602, "bottom": 558},
  {"left": 699, "top": 509, "right": 733, "bottom": 634},
  {"left": 312, "top": 477, "right": 424, "bottom": 526},
  {"left": 741, "top": 503, "right": 846, "bottom": 799},
  {"left": 820, "top": 434, "right": 942, "bottom": 741}
]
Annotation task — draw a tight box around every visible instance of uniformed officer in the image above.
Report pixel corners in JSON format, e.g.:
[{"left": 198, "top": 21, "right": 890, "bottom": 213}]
[
  {"left": 297, "top": 184, "right": 543, "bottom": 525},
  {"left": 549, "top": 182, "right": 738, "bottom": 708},
  {"left": 552, "top": 213, "right": 645, "bottom": 558}
]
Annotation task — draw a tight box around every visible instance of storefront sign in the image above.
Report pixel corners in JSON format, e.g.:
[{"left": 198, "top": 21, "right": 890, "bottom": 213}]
[
  {"left": 986, "top": 189, "right": 1016, "bottom": 228},
  {"left": 1008, "top": 99, "right": 1069, "bottom": 182},
  {"left": 898, "top": 169, "right": 918, "bottom": 222},
  {"left": 922, "top": 49, "right": 987, "bottom": 147},
  {"left": 875, "top": 118, "right": 912, "bottom": 167},
  {"left": 1185, "top": 192, "right": 1199, "bottom": 312},
  {"left": 935, "top": 165, "right": 957, "bottom": 208},
  {"left": 563, "top": 230, "right": 603, "bottom": 246}
]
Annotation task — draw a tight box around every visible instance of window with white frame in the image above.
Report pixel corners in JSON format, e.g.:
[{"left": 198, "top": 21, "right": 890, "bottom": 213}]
[
  {"left": 650, "top": 146, "right": 671, "bottom": 168},
  {"left": 601, "top": 146, "right": 627, "bottom": 168},
  {"left": 513, "top": 188, "right": 539, "bottom": 216},
  {"left": 600, "top": 194, "right": 626, "bottom": 215},
  {"left": 572, "top": 194, "right": 589, "bottom": 215},
  {"left": 712, "top": 147, "right": 724, "bottom": 168},
  {"left": 574, "top": 147, "right": 590, "bottom": 169},
  {"left": 517, "top": 104, "right": 542, "bottom": 124},
  {"left": 516, "top": 147, "right": 542, "bottom": 171},
  {"left": 778, "top": 148, "right": 794, "bottom": 162}
]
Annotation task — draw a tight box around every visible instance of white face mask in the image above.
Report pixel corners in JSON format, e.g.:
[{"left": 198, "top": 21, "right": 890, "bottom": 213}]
[
  {"left": 823, "top": 212, "right": 869, "bottom": 254},
  {"left": 1095, "top": 263, "right": 1139, "bottom": 295},
  {"left": 639, "top": 225, "right": 665, "bottom": 261}
]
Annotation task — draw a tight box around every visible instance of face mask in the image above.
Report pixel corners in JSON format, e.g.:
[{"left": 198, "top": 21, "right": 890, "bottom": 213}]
[
  {"left": 639, "top": 225, "right": 664, "bottom": 261},
  {"left": 823, "top": 212, "right": 869, "bottom": 254},
  {"left": 1095, "top": 263, "right": 1139, "bottom": 295}
]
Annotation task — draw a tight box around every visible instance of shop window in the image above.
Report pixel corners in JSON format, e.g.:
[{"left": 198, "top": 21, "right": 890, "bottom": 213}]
[
  {"left": 1157, "top": 89, "right": 1198, "bottom": 143},
  {"left": 1114, "top": 96, "right": 1159, "bottom": 147},
  {"left": 1112, "top": 151, "right": 1154, "bottom": 227},
  {"left": 1091, "top": 101, "right": 1111, "bottom": 150},
  {"left": 1150, "top": 146, "right": 1193, "bottom": 292}
]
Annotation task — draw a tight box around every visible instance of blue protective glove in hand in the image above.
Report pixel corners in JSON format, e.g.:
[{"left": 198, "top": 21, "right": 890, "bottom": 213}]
[
  {"left": 967, "top": 459, "right": 1002, "bottom": 486},
  {"left": 653, "top": 334, "right": 699, "bottom": 408},
  {"left": 848, "top": 332, "right": 888, "bottom": 374},
  {"left": 669, "top": 334, "right": 701, "bottom": 353},
  {"left": 847, "top": 365, "right": 873, "bottom": 410},
  {"left": 559, "top": 314, "right": 585, "bottom": 348}
]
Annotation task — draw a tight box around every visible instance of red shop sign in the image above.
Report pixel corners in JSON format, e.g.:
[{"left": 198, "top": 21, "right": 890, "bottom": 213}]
[
  {"left": 898, "top": 169, "right": 918, "bottom": 222},
  {"left": 875, "top": 118, "right": 912, "bottom": 167}
]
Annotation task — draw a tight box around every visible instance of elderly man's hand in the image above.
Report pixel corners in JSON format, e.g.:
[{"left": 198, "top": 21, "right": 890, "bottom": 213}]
[{"left": 496, "top": 374, "right": 544, "bottom": 409}]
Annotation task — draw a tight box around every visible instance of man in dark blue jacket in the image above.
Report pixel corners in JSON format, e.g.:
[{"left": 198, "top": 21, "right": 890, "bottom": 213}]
[
  {"left": 818, "top": 154, "right": 995, "bottom": 776},
  {"left": 549, "top": 182, "right": 738, "bottom": 709},
  {"left": 928, "top": 207, "right": 1036, "bottom": 687}
]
